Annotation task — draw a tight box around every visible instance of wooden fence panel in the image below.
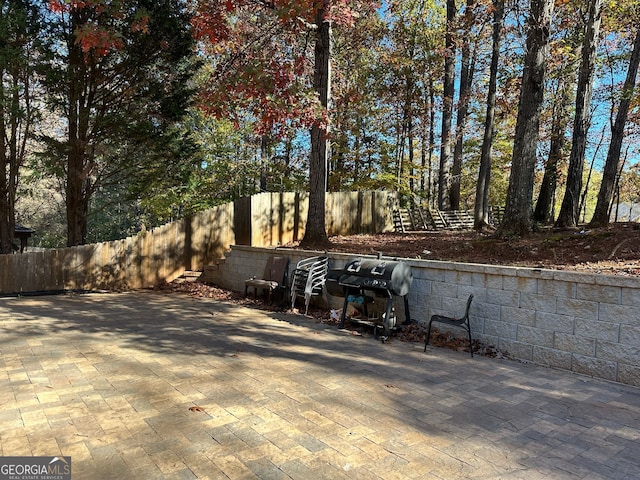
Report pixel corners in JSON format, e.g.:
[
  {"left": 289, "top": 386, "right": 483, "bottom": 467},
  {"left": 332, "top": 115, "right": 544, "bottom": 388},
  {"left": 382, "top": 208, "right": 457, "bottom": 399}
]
[
  {"left": 325, "top": 191, "right": 396, "bottom": 236},
  {"left": 202, "top": 202, "right": 235, "bottom": 263},
  {"left": 234, "top": 197, "right": 252, "bottom": 246},
  {"left": 251, "top": 192, "right": 307, "bottom": 247},
  {"left": 251, "top": 192, "right": 272, "bottom": 247},
  {"left": 325, "top": 191, "right": 356, "bottom": 236},
  {"left": 0, "top": 190, "right": 394, "bottom": 294}
]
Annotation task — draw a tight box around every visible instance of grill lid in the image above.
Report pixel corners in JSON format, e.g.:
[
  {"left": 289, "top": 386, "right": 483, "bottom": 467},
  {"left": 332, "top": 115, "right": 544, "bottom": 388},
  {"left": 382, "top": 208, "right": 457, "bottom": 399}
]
[{"left": 338, "top": 258, "right": 413, "bottom": 296}]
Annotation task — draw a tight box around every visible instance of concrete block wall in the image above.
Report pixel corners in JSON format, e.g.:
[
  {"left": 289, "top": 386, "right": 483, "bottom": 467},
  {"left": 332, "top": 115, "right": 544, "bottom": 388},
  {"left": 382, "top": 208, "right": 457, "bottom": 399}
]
[
  {"left": 202, "top": 246, "right": 407, "bottom": 316},
  {"left": 203, "top": 245, "right": 640, "bottom": 387}
]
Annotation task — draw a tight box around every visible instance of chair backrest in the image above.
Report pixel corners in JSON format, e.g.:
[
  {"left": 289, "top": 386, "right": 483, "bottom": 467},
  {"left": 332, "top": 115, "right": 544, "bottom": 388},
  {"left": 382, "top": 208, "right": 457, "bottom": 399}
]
[
  {"left": 264, "top": 256, "right": 289, "bottom": 285},
  {"left": 463, "top": 294, "right": 474, "bottom": 318},
  {"left": 294, "top": 255, "right": 321, "bottom": 271},
  {"left": 304, "top": 256, "right": 329, "bottom": 295}
]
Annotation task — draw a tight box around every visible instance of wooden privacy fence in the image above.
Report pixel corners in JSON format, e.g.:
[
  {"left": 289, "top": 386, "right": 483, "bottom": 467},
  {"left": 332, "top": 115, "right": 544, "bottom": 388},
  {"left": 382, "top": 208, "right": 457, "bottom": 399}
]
[{"left": 0, "top": 191, "right": 396, "bottom": 295}]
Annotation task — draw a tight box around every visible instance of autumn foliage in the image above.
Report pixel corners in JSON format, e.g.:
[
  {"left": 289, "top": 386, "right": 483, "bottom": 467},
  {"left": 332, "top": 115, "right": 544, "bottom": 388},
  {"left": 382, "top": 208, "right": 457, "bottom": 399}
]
[
  {"left": 192, "top": 0, "right": 378, "bottom": 135},
  {"left": 47, "top": 0, "right": 149, "bottom": 56}
]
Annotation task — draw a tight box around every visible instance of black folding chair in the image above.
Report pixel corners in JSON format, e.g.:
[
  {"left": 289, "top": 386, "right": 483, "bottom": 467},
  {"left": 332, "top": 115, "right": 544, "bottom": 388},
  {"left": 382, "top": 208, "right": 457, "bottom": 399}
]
[{"left": 424, "top": 294, "right": 474, "bottom": 357}]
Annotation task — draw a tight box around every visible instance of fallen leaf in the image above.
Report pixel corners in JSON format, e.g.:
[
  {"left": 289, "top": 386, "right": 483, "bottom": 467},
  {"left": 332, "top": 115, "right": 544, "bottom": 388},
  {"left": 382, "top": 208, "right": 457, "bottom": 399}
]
[{"left": 189, "top": 405, "right": 205, "bottom": 412}]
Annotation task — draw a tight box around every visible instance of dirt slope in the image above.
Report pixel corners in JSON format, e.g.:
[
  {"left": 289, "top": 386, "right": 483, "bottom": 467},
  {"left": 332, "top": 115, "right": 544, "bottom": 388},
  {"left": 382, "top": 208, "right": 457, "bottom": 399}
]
[{"left": 308, "top": 222, "right": 640, "bottom": 276}]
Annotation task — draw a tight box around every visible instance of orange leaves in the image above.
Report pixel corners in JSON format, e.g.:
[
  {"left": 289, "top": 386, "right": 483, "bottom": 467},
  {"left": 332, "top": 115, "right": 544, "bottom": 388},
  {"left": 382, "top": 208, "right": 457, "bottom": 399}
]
[
  {"left": 554, "top": 0, "right": 574, "bottom": 8},
  {"left": 75, "top": 23, "right": 123, "bottom": 56},
  {"left": 326, "top": 0, "right": 365, "bottom": 27},
  {"left": 131, "top": 15, "right": 149, "bottom": 34},
  {"left": 193, "top": 0, "right": 378, "bottom": 134},
  {"left": 47, "top": 0, "right": 151, "bottom": 58},
  {"left": 191, "top": 3, "right": 231, "bottom": 43},
  {"left": 48, "top": 0, "right": 67, "bottom": 13},
  {"left": 48, "top": 0, "right": 108, "bottom": 14}
]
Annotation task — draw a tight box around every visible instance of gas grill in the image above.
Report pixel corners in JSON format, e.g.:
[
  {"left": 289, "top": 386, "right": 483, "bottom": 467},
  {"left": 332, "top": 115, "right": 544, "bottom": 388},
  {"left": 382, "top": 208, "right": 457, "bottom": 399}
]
[{"left": 326, "top": 257, "right": 413, "bottom": 339}]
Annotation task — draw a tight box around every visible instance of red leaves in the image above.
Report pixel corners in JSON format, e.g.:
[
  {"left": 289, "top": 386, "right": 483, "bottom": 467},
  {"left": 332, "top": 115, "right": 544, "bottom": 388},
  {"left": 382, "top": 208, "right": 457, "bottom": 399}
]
[
  {"left": 197, "top": 45, "right": 323, "bottom": 136},
  {"left": 193, "top": 0, "right": 379, "bottom": 133},
  {"left": 75, "top": 23, "right": 123, "bottom": 56},
  {"left": 131, "top": 15, "right": 149, "bottom": 34},
  {"left": 47, "top": 0, "right": 150, "bottom": 58},
  {"left": 48, "top": 0, "right": 67, "bottom": 13},
  {"left": 191, "top": 4, "right": 231, "bottom": 43},
  {"left": 48, "top": 0, "right": 107, "bottom": 14}
]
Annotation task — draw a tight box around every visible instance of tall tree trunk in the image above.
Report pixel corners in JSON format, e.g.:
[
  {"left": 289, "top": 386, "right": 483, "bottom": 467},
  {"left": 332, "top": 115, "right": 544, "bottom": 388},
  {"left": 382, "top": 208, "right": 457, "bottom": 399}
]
[
  {"left": 405, "top": 72, "right": 415, "bottom": 193},
  {"left": 396, "top": 108, "right": 406, "bottom": 188},
  {"left": 534, "top": 40, "right": 580, "bottom": 224},
  {"left": 260, "top": 135, "right": 268, "bottom": 192},
  {"left": 420, "top": 131, "right": 427, "bottom": 194},
  {"left": 428, "top": 77, "right": 436, "bottom": 205},
  {"left": 0, "top": 8, "right": 34, "bottom": 254},
  {"left": 533, "top": 124, "right": 565, "bottom": 224},
  {"left": 397, "top": 74, "right": 413, "bottom": 192},
  {"left": 300, "top": 1, "right": 331, "bottom": 247},
  {"left": 66, "top": 13, "right": 92, "bottom": 247},
  {"left": 579, "top": 129, "right": 605, "bottom": 221},
  {"left": 590, "top": 25, "right": 640, "bottom": 227},
  {"left": 354, "top": 116, "right": 362, "bottom": 188},
  {"left": 1, "top": 4, "right": 31, "bottom": 254},
  {"left": 408, "top": 116, "right": 415, "bottom": 193},
  {"left": 0, "top": 75, "right": 11, "bottom": 253},
  {"left": 450, "top": 0, "right": 476, "bottom": 210},
  {"left": 438, "top": 0, "right": 456, "bottom": 210},
  {"left": 610, "top": 153, "right": 627, "bottom": 221},
  {"left": 6, "top": 67, "right": 23, "bottom": 253},
  {"left": 555, "top": 0, "right": 603, "bottom": 229},
  {"left": 421, "top": 76, "right": 436, "bottom": 202},
  {"left": 474, "top": 0, "right": 504, "bottom": 230},
  {"left": 498, "top": 0, "right": 554, "bottom": 235}
]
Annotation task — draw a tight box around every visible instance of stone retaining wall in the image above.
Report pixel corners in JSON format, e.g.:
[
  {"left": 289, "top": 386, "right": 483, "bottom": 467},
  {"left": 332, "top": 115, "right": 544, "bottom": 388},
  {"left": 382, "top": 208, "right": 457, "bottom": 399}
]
[{"left": 203, "top": 245, "right": 640, "bottom": 387}]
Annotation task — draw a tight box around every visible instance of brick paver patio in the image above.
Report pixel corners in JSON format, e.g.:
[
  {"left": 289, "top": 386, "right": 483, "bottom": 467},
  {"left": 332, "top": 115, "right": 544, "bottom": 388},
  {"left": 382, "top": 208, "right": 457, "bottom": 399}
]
[{"left": 1, "top": 291, "right": 639, "bottom": 479}]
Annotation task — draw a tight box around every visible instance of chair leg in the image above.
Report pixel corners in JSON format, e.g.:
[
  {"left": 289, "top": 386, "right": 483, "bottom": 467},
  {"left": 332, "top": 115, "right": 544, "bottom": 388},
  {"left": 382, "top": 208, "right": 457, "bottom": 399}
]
[
  {"left": 424, "top": 321, "right": 433, "bottom": 352},
  {"left": 466, "top": 321, "right": 473, "bottom": 358},
  {"left": 304, "top": 293, "right": 311, "bottom": 315}
]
